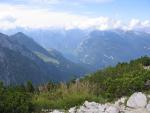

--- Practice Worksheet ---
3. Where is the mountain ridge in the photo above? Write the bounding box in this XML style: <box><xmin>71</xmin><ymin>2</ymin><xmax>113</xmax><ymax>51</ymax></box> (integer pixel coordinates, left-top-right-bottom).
<box><xmin>0</xmin><ymin>32</ymin><xmax>88</xmax><ymax>85</ymax></box>
<box><xmin>75</xmin><ymin>30</ymin><xmax>150</xmax><ymax>70</ymax></box>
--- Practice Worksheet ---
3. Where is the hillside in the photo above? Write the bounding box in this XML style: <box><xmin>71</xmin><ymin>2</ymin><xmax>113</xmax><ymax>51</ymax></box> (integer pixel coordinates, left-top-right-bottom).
<box><xmin>0</xmin><ymin>56</ymin><xmax>149</xmax><ymax>113</ymax></box>
<box><xmin>27</xmin><ymin>29</ymin><xmax>87</xmax><ymax>62</ymax></box>
<box><xmin>31</xmin><ymin>56</ymin><xmax>150</xmax><ymax>111</ymax></box>
<box><xmin>75</xmin><ymin>30</ymin><xmax>150</xmax><ymax>70</ymax></box>
<box><xmin>10</xmin><ymin>32</ymin><xmax>88</xmax><ymax>81</ymax></box>
<box><xmin>0</xmin><ymin>33</ymin><xmax>50</xmax><ymax>85</ymax></box>
<box><xmin>17</xmin><ymin>29</ymin><xmax>150</xmax><ymax>71</ymax></box>
<box><xmin>0</xmin><ymin>32</ymin><xmax>88</xmax><ymax>85</ymax></box>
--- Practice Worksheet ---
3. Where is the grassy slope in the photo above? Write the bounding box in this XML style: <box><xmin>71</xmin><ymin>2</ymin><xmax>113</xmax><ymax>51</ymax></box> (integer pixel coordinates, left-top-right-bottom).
<box><xmin>32</xmin><ymin>56</ymin><xmax>150</xmax><ymax>110</ymax></box>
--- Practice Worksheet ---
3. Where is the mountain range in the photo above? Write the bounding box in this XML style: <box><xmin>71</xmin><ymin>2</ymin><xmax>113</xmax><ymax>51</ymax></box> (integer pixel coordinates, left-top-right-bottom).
<box><xmin>0</xmin><ymin>32</ymin><xmax>87</xmax><ymax>85</ymax></box>
<box><xmin>0</xmin><ymin>29</ymin><xmax>150</xmax><ymax>84</ymax></box>
<box><xmin>15</xmin><ymin>29</ymin><xmax>150</xmax><ymax>71</ymax></box>
<box><xmin>75</xmin><ymin>30</ymin><xmax>150</xmax><ymax>70</ymax></box>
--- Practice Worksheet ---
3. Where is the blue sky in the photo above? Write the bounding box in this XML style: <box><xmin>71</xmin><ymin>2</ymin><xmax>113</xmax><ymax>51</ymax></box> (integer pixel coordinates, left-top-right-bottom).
<box><xmin>0</xmin><ymin>0</ymin><xmax>150</xmax><ymax>30</ymax></box>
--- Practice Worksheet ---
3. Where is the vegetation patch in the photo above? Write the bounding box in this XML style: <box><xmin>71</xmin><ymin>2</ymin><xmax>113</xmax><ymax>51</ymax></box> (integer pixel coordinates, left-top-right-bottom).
<box><xmin>0</xmin><ymin>56</ymin><xmax>150</xmax><ymax>112</ymax></box>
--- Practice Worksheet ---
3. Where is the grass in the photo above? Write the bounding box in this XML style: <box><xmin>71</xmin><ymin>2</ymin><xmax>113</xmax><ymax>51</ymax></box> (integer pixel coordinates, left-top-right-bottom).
<box><xmin>34</xmin><ymin>51</ymin><xmax>59</xmax><ymax>64</ymax></box>
<box><xmin>32</xmin><ymin>82</ymin><xmax>106</xmax><ymax>110</ymax></box>
<box><xmin>32</xmin><ymin>56</ymin><xmax>150</xmax><ymax>111</ymax></box>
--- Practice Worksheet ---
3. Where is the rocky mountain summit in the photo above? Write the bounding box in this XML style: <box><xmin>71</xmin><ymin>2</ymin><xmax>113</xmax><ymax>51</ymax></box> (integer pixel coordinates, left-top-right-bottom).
<box><xmin>49</xmin><ymin>92</ymin><xmax>150</xmax><ymax>113</ymax></box>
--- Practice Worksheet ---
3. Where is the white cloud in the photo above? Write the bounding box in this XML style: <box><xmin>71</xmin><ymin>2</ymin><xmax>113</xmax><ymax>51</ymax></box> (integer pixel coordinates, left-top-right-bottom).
<box><xmin>61</xmin><ymin>0</ymin><xmax>114</xmax><ymax>4</ymax></box>
<box><xmin>0</xmin><ymin>0</ymin><xmax>114</xmax><ymax>6</ymax></box>
<box><xmin>128</xmin><ymin>19</ymin><xmax>141</xmax><ymax>29</ymax></box>
<box><xmin>30</xmin><ymin>0</ymin><xmax>114</xmax><ymax>4</ymax></box>
<box><xmin>126</xmin><ymin>19</ymin><xmax>150</xmax><ymax>30</ymax></box>
<box><xmin>73</xmin><ymin>0</ymin><xmax>113</xmax><ymax>3</ymax></box>
<box><xmin>0</xmin><ymin>4</ymin><xmax>150</xmax><ymax>31</ymax></box>
<box><xmin>29</xmin><ymin>0</ymin><xmax>61</xmax><ymax>4</ymax></box>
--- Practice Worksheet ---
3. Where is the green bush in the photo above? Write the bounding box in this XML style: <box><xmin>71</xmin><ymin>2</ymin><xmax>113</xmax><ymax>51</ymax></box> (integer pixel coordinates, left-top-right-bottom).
<box><xmin>0</xmin><ymin>84</ymin><xmax>33</xmax><ymax>113</ymax></box>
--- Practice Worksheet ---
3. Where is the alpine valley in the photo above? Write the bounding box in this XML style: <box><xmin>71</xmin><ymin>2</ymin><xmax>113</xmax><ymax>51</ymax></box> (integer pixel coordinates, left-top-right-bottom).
<box><xmin>0</xmin><ymin>32</ymin><xmax>87</xmax><ymax>85</ymax></box>
<box><xmin>0</xmin><ymin>29</ymin><xmax>150</xmax><ymax>85</ymax></box>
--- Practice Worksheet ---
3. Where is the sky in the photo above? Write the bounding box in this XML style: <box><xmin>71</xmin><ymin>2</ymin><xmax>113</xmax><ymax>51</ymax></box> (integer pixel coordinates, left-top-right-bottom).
<box><xmin>0</xmin><ymin>0</ymin><xmax>150</xmax><ymax>30</ymax></box>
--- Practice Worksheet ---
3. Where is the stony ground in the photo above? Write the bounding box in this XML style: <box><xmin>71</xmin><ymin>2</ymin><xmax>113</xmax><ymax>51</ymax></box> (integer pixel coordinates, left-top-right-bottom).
<box><xmin>48</xmin><ymin>92</ymin><xmax>150</xmax><ymax>113</ymax></box>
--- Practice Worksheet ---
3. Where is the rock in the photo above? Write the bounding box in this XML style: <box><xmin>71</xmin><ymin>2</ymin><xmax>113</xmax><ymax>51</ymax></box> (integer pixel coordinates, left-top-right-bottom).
<box><xmin>68</xmin><ymin>107</ymin><xmax>76</xmax><ymax>113</ymax></box>
<box><xmin>146</xmin><ymin>104</ymin><xmax>150</xmax><ymax>112</ymax></box>
<box><xmin>78</xmin><ymin>101</ymin><xmax>120</xmax><ymax>113</ymax></box>
<box><xmin>127</xmin><ymin>92</ymin><xmax>147</xmax><ymax>108</ymax></box>
<box><xmin>77</xmin><ymin>101</ymin><xmax>105</xmax><ymax>113</ymax></box>
<box><xmin>83</xmin><ymin>101</ymin><xmax>105</xmax><ymax>110</ymax></box>
<box><xmin>105</xmin><ymin>105</ymin><xmax>120</xmax><ymax>113</ymax></box>
<box><xmin>84</xmin><ymin>101</ymin><xmax>99</xmax><ymax>109</ymax></box>
<box><xmin>123</xmin><ymin>108</ymin><xmax>149</xmax><ymax>113</ymax></box>
<box><xmin>49</xmin><ymin>92</ymin><xmax>150</xmax><ymax>113</ymax></box>
<box><xmin>115</xmin><ymin>97</ymin><xmax>127</xmax><ymax>106</ymax></box>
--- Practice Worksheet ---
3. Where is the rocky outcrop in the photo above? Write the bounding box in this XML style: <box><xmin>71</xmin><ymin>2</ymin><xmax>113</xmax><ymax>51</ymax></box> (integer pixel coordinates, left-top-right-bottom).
<box><xmin>49</xmin><ymin>92</ymin><xmax>150</xmax><ymax>113</ymax></box>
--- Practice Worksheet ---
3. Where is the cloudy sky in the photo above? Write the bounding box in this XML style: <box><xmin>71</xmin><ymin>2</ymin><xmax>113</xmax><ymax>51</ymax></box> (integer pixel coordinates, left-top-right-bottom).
<box><xmin>0</xmin><ymin>0</ymin><xmax>150</xmax><ymax>30</ymax></box>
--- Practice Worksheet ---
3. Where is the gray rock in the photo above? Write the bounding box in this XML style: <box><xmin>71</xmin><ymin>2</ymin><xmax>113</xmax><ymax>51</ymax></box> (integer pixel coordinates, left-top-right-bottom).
<box><xmin>123</xmin><ymin>108</ymin><xmax>149</xmax><ymax>113</ymax></box>
<box><xmin>115</xmin><ymin>97</ymin><xmax>127</xmax><ymax>106</ymax></box>
<box><xmin>68</xmin><ymin>107</ymin><xmax>76</xmax><ymax>113</ymax></box>
<box><xmin>127</xmin><ymin>92</ymin><xmax>147</xmax><ymax>108</ymax></box>
<box><xmin>77</xmin><ymin>101</ymin><xmax>104</xmax><ymax>113</ymax></box>
<box><xmin>146</xmin><ymin>103</ymin><xmax>150</xmax><ymax>112</ymax></box>
<box><xmin>50</xmin><ymin>92</ymin><xmax>150</xmax><ymax>113</ymax></box>
<box><xmin>105</xmin><ymin>105</ymin><xmax>120</xmax><ymax>113</ymax></box>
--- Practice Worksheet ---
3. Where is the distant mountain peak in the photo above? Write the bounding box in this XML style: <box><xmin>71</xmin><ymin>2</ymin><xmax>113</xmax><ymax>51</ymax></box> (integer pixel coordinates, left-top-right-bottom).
<box><xmin>14</xmin><ymin>32</ymin><xmax>26</xmax><ymax>36</ymax></box>
<box><xmin>0</xmin><ymin>32</ymin><xmax>8</xmax><ymax>37</ymax></box>
<box><xmin>12</xmin><ymin>32</ymin><xmax>33</xmax><ymax>40</ymax></box>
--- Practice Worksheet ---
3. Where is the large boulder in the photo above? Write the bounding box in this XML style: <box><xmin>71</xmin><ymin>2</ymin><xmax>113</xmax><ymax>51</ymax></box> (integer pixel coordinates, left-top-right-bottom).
<box><xmin>127</xmin><ymin>92</ymin><xmax>147</xmax><ymax>108</ymax></box>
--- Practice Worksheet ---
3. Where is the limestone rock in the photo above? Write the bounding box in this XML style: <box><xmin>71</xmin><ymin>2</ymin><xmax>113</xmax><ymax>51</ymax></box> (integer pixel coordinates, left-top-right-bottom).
<box><xmin>105</xmin><ymin>105</ymin><xmax>120</xmax><ymax>113</ymax></box>
<box><xmin>123</xmin><ymin>108</ymin><xmax>149</xmax><ymax>113</ymax></box>
<box><xmin>77</xmin><ymin>102</ymin><xmax>104</xmax><ymax>113</ymax></box>
<box><xmin>49</xmin><ymin>92</ymin><xmax>150</xmax><ymax>113</ymax></box>
<box><xmin>68</xmin><ymin>107</ymin><xmax>76</xmax><ymax>113</ymax></box>
<box><xmin>115</xmin><ymin>97</ymin><xmax>127</xmax><ymax>106</ymax></box>
<box><xmin>146</xmin><ymin>104</ymin><xmax>150</xmax><ymax>112</ymax></box>
<box><xmin>127</xmin><ymin>92</ymin><xmax>147</xmax><ymax>108</ymax></box>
